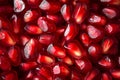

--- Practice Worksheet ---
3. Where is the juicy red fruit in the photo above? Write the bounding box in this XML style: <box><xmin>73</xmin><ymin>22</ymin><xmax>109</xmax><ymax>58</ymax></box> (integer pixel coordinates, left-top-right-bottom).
<box><xmin>0</xmin><ymin>0</ymin><xmax>120</xmax><ymax>80</ymax></box>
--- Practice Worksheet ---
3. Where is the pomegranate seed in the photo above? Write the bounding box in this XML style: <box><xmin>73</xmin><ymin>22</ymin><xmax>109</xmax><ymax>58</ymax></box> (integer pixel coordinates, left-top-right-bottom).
<box><xmin>60</xmin><ymin>56</ymin><xmax>74</xmax><ymax>66</ymax></box>
<box><xmin>73</xmin><ymin>3</ymin><xmax>87</xmax><ymax>24</ymax></box>
<box><xmin>105</xmin><ymin>23</ymin><xmax>120</xmax><ymax>35</ymax></box>
<box><xmin>39</xmin><ymin>34</ymin><xmax>54</xmax><ymax>45</ymax></box>
<box><xmin>27</xmin><ymin>0</ymin><xmax>42</xmax><ymax>7</ymax></box>
<box><xmin>88</xmin><ymin>44</ymin><xmax>102</xmax><ymax>61</ymax></box>
<box><xmin>79</xmin><ymin>32</ymin><xmax>91</xmax><ymax>47</ymax></box>
<box><xmin>36</xmin><ymin>67</ymin><xmax>52</xmax><ymax>80</ymax></box>
<box><xmin>20</xmin><ymin>35</ymin><xmax>30</xmax><ymax>46</ymax></box>
<box><xmin>100</xmin><ymin>0</ymin><xmax>120</xmax><ymax>5</ymax></box>
<box><xmin>111</xmin><ymin>69</ymin><xmax>120</xmax><ymax>79</ymax></box>
<box><xmin>24</xmin><ymin>24</ymin><xmax>42</xmax><ymax>35</ymax></box>
<box><xmin>24</xmin><ymin>10</ymin><xmax>39</xmax><ymax>23</ymax></box>
<box><xmin>8</xmin><ymin>46</ymin><xmax>21</xmax><ymax>66</ymax></box>
<box><xmin>32</xmin><ymin>75</ymin><xmax>46</xmax><ymax>80</ymax></box>
<box><xmin>47</xmin><ymin>44</ymin><xmax>66</xmax><ymax>58</ymax></box>
<box><xmin>37</xmin><ymin>54</ymin><xmax>55</xmax><ymax>65</ymax></box>
<box><xmin>101</xmin><ymin>72</ymin><xmax>112</xmax><ymax>80</ymax></box>
<box><xmin>11</xmin><ymin>15</ymin><xmax>21</xmax><ymax>34</ymax></box>
<box><xmin>98</xmin><ymin>56</ymin><xmax>114</xmax><ymax>69</ymax></box>
<box><xmin>0</xmin><ymin>56</ymin><xmax>11</xmax><ymax>71</ymax></box>
<box><xmin>103</xmin><ymin>7</ymin><xmax>117</xmax><ymax>19</ymax></box>
<box><xmin>39</xmin><ymin>0</ymin><xmax>61</xmax><ymax>13</ymax></box>
<box><xmin>46</xmin><ymin>14</ymin><xmax>64</xmax><ymax>25</ymax></box>
<box><xmin>1</xmin><ymin>0</ymin><xmax>120</xmax><ymax>79</ymax></box>
<box><xmin>1</xmin><ymin>71</ymin><xmax>18</xmax><ymax>80</ymax></box>
<box><xmin>0</xmin><ymin>17</ymin><xmax>10</xmax><ymax>29</ymax></box>
<box><xmin>64</xmin><ymin>41</ymin><xmax>87</xmax><ymax>59</ymax></box>
<box><xmin>64</xmin><ymin>23</ymin><xmax>78</xmax><ymax>41</ymax></box>
<box><xmin>87</xmin><ymin>25</ymin><xmax>104</xmax><ymax>41</ymax></box>
<box><xmin>56</xmin><ymin>27</ymin><xmax>65</xmax><ymax>35</ymax></box>
<box><xmin>14</xmin><ymin>0</ymin><xmax>25</xmax><ymax>13</ymax></box>
<box><xmin>59</xmin><ymin>0</ymin><xmax>68</xmax><ymax>3</ymax></box>
<box><xmin>61</xmin><ymin>4</ymin><xmax>71</xmax><ymax>21</ymax></box>
<box><xmin>23</xmin><ymin>39</ymin><xmax>37</xmax><ymax>60</ymax></box>
<box><xmin>88</xmin><ymin>14</ymin><xmax>106</xmax><ymax>26</ymax></box>
<box><xmin>52</xmin><ymin>63</ymin><xmax>70</xmax><ymax>76</ymax></box>
<box><xmin>21</xmin><ymin>61</ymin><xmax>37</xmax><ymax>71</ymax></box>
<box><xmin>37</xmin><ymin>17</ymin><xmax>56</xmax><ymax>32</ymax></box>
<box><xmin>0</xmin><ymin>30</ymin><xmax>16</xmax><ymax>46</ymax></box>
<box><xmin>75</xmin><ymin>58</ymin><xmax>92</xmax><ymax>73</ymax></box>
<box><xmin>102</xmin><ymin>38</ymin><xmax>117</xmax><ymax>54</ymax></box>
<box><xmin>85</xmin><ymin>69</ymin><xmax>100</xmax><ymax>80</ymax></box>
<box><xmin>25</xmin><ymin>70</ymin><xmax>34</xmax><ymax>79</ymax></box>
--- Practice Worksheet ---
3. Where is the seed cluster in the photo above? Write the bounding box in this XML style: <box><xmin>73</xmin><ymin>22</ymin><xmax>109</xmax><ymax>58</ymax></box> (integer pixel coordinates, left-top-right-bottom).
<box><xmin>0</xmin><ymin>0</ymin><xmax>120</xmax><ymax>80</ymax></box>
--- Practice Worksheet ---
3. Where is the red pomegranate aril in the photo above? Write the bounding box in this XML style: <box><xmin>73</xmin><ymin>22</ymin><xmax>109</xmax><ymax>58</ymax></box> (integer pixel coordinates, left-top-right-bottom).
<box><xmin>64</xmin><ymin>41</ymin><xmax>87</xmax><ymax>59</ymax></box>
<box><xmin>37</xmin><ymin>17</ymin><xmax>56</xmax><ymax>32</ymax></box>
<box><xmin>24</xmin><ymin>10</ymin><xmax>39</xmax><ymax>23</ymax></box>
<box><xmin>0</xmin><ymin>56</ymin><xmax>11</xmax><ymax>71</ymax></box>
<box><xmin>52</xmin><ymin>63</ymin><xmax>70</xmax><ymax>76</ymax></box>
<box><xmin>0</xmin><ymin>30</ymin><xmax>16</xmax><ymax>46</ymax></box>
<box><xmin>56</xmin><ymin>27</ymin><xmax>65</xmax><ymax>35</ymax></box>
<box><xmin>59</xmin><ymin>0</ymin><xmax>68</xmax><ymax>3</ymax></box>
<box><xmin>37</xmin><ymin>54</ymin><xmax>55</xmax><ymax>65</ymax></box>
<box><xmin>61</xmin><ymin>4</ymin><xmax>71</xmax><ymax>21</ymax></box>
<box><xmin>87</xmin><ymin>25</ymin><xmax>104</xmax><ymax>41</ymax></box>
<box><xmin>103</xmin><ymin>7</ymin><xmax>117</xmax><ymax>19</ymax></box>
<box><xmin>11</xmin><ymin>14</ymin><xmax>21</xmax><ymax>34</ymax></box>
<box><xmin>75</xmin><ymin>58</ymin><xmax>92</xmax><ymax>73</ymax></box>
<box><xmin>8</xmin><ymin>46</ymin><xmax>21</xmax><ymax>66</ymax></box>
<box><xmin>27</xmin><ymin>0</ymin><xmax>42</xmax><ymax>7</ymax></box>
<box><xmin>98</xmin><ymin>56</ymin><xmax>114</xmax><ymax>69</ymax></box>
<box><xmin>79</xmin><ymin>32</ymin><xmax>91</xmax><ymax>47</ymax></box>
<box><xmin>105</xmin><ymin>23</ymin><xmax>120</xmax><ymax>35</ymax></box>
<box><xmin>39</xmin><ymin>34</ymin><xmax>54</xmax><ymax>45</ymax></box>
<box><xmin>73</xmin><ymin>3</ymin><xmax>87</xmax><ymax>24</ymax></box>
<box><xmin>88</xmin><ymin>14</ymin><xmax>106</xmax><ymax>26</ymax></box>
<box><xmin>85</xmin><ymin>69</ymin><xmax>100</xmax><ymax>80</ymax></box>
<box><xmin>0</xmin><ymin>17</ymin><xmax>10</xmax><ymax>29</ymax></box>
<box><xmin>1</xmin><ymin>0</ymin><xmax>120</xmax><ymax>79</ymax></box>
<box><xmin>101</xmin><ymin>72</ymin><xmax>112</xmax><ymax>80</ymax></box>
<box><xmin>21</xmin><ymin>61</ymin><xmax>37</xmax><ymax>71</ymax></box>
<box><xmin>46</xmin><ymin>14</ymin><xmax>63</xmax><ymax>25</ymax></box>
<box><xmin>100</xmin><ymin>0</ymin><xmax>120</xmax><ymax>5</ymax></box>
<box><xmin>24</xmin><ymin>25</ymin><xmax>42</xmax><ymax>35</ymax></box>
<box><xmin>24</xmin><ymin>39</ymin><xmax>37</xmax><ymax>60</ymax></box>
<box><xmin>14</xmin><ymin>0</ymin><xmax>25</xmax><ymax>13</ymax></box>
<box><xmin>39</xmin><ymin>0</ymin><xmax>61</xmax><ymax>13</ymax></box>
<box><xmin>61</xmin><ymin>56</ymin><xmax>74</xmax><ymax>66</ymax></box>
<box><xmin>20</xmin><ymin>35</ymin><xmax>30</xmax><ymax>46</ymax></box>
<box><xmin>32</xmin><ymin>75</ymin><xmax>46</xmax><ymax>80</ymax></box>
<box><xmin>88</xmin><ymin>44</ymin><xmax>102</xmax><ymax>61</ymax></box>
<box><xmin>47</xmin><ymin>44</ymin><xmax>66</xmax><ymax>58</ymax></box>
<box><xmin>1</xmin><ymin>71</ymin><xmax>18</xmax><ymax>80</ymax></box>
<box><xmin>36</xmin><ymin>67</ymin><xmax>52</xmax><ymax>80</ymax></box>
<box><xmin>64</xmin><ymin>23</ymin><xmax>78</xmax><ymax>41</ymax></box>
<box><xmin>111</xmin><ymin>69</ymin><xmax>120</xmax><ymax>79</ymax></box>
<box><xmin>25</xmin><ymin>70</ymin><xmax>34</xmax><ymax>79</ymax></box>
<box><xmin>102</xmin><ymin>38</ymin><xmax>117</xmax><ymax>54</ymax></box>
